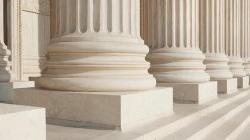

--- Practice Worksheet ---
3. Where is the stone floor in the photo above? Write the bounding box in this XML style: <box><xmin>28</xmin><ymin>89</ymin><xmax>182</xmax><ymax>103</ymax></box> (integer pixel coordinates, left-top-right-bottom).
<box><xmin>47</xmin><ymin>88</ymin><xmax>250</xmax><ymax>140</ymax></box>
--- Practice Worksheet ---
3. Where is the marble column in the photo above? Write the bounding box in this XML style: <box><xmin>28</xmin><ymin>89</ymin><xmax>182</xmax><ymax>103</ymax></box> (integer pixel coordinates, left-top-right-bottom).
<box><xmin>242</xmin><ymin>0</ymin><xmax>250</xmax><ymax>75</ymax></box>
<box><xmin>0</xmin><ymin>0</ymin><xmax>11</xmax><ymax>82</ymax></box>
<box><xmin>141</xmin><ymin>0</ymin><xmax>217</xmax><ymax>104</ymax></box>
<box><xmin>199</xmin><ymin>0</ymin><xmax>237</xmax><ymax>94</ymax></box>
<box><xmin>38</xmin><ymin>0</ymin><xmax>156</xmax><ymax>92</ymax></box>
<box><xmin>225</xmin><ymin>0</ymin><xmax>248</xmax><ymax>88</ymax></box>
<box><xmin>200</xmin><ymin>0</ymin><xmax>232</xmax><ymax>80</ymax></box>
<box><xmin>0</xmin><ymin>0</ymin><xmax>13</xmax><ymax>101</ymax></box>
<box><xmin>14</xmin><ymin>0</ymin><xmax>173</xmax><ymax>131</ymax></box>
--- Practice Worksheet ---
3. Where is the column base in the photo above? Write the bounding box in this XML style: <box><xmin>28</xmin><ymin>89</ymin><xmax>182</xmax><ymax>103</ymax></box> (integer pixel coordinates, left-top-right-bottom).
<box><xmin>158</xmin><ymin>82</ymin><xmax>217</xmax><ymax>104</ymax></box>
<box><xmin>0</xmin><ymin>103</ymin><xmax>45</xmax><ymax>140</ymax></box>
<box><xmin>0</xmin><ymin>81</ymin><xmax>34</xmax><ymax>102</ymax></box>
<box><xmin>13</xmin><ymin>87</ymin><xmax>173</xmax><ymax>131</ymax></box>
<box><xmin>217</xmin><ymin>78</ymin><xmax>238</xmax><ymax>94</ymax></box>
<box><xmin>237</xmin><ymin>76</ymin><xmax>249</xmax><ymax>89</ymax></box>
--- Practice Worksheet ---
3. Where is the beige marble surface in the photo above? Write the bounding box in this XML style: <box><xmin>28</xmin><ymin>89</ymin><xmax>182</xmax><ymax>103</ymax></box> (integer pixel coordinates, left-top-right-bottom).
<box><xmin>14</xmin><ymin>87</ymin><xmax>173</xmax><ymax>131</ymax></box>
<box><xmin>0</xmin><ymin>103</ymin><xmax>46</xmax><ymax>140</ymax></box>
<box><xmin>217</xmin><ymin>78</ymin><xmax>238</xmax><ymax>94</ymax></box>
<box><xmin>46</xmin><ymin>88</ymin><xmax>250</xmax><ymax>140</ymax></box>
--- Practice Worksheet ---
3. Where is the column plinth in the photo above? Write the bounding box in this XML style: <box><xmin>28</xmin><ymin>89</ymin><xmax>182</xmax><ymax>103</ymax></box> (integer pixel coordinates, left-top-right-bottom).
<box><xmin>204</xmin><ymin>54</ymin><xmax>233</xmax><ymax>80</ymax></box>
<box><xmin>38</xmin><ymin>34</ymin><xmax>156</xmax><ymax>92</ymax></box>
<box><xmin>228</xmin><ymin>57</ymin><xmax>246</xmax><ymax>77</ymax></box>
<box><xmin>149</xmin><ymin>48</ymin><xmax>209</xmax><ymax>83</ymax></box>
<box><xmin>244</xmin><ymin>59</ymin><xmax>250</xmax><ymax>75</ymax></box>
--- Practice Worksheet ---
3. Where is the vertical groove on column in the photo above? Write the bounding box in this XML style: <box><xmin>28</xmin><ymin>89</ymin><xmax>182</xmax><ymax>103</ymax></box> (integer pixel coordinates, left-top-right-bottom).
<box><xmin>136</xmin><ymin>0</ymin><xmax>141</xmax><ymax>38</ymax></box>
<box><xmin>122</xmin><ymin>0</ymin><xmax>129</xmax><ymax>34</ymax></box>
<box><xmin>99</xmin><ymin>0</ymin><xmax>108</xmax><ymax>32</ymax></box>
<box><xmin>179</xmin><ymin>0</ymin><xmax>184</xmax><ymax>48</ymax></box>
<box><xmin>171</xmin><ymin>0</ymin><xmax>176</xmax><ymax>48</ymax></box>
<box><xmin>111</xmin><ymin>0</ymin><xmax>119</xmax><ymax>34</ymax></box>
<box><xmin>75</xmin><ymin>0</ymin><xmax>81</xmax><ymax>33</ymax></box>
<box><xmin>191</xmin><ymin>0</ymin><xmax>195</xmax><ymax>48</ymax></box>
<box><xmin>164</xmin><ymin>0</ymin><xmax>169</xmax><ymax>48</ymax></box>
<box><xmin>157</xmin><ymin>0</ymin><xmax>163</xmax><ymax>48</ymax></box>
<box><xmin>152</xmin><ymin>0</ymin><xmax>156</xmax><ymax>48</ymax></box>
<box><xmin>86</xmin><ymin>0</ymin><xmax>94</xmax><ymax>32</ymax></box>
<box><xmin>58</xmin><ymin>0</ymin><xmax>65</xmax><ymax>35</ymax></box>
<box><xmin>65</xmin><ymin>0</ymin><xmax>71</xmax><ymax>34</ymax></box>
<box><xmin>185</xmin><ymin>0</ymin><xmax>190</xmax><ymax>48</ymax></box>
<box><xmin>130</xmin><ymin>0</ymin><xmax>136</xmax><ymax>36</ymax></box>
<box><xmin>54</xmin><ymin>0</ymin><xmax>59</xmax><ymax>37</ymax></box>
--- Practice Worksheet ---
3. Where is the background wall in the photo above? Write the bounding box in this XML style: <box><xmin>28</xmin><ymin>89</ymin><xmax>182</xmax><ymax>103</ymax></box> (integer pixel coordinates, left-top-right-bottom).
<box><xmin>20</xmin><ymin>0</ymin><xmax>50</xmax><ymax>81</ymax></box>
<box><xmin>8</xmin><ymin>0</ymin><xmax>50</xmax><ymax>81</ymax></box>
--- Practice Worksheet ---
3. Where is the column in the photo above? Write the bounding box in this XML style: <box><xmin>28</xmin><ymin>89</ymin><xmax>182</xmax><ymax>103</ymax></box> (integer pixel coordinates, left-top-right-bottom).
<box><xmin>225</xmin><ymin>0</ymin><xmax>248</xmax><ymax>88</ymax></box>
<box><xmin>242</xmin><ymin>0</ymin><xmax>250</xmax><ymax>75</ymax></box>
<box><xmin>141</xmin><ymin>0</ymin><xmax>217</xmax><ymax>104</ymax></box>
<box><xmin>0</xmin><ymin>0</ymin><xmax>11</xmax><ymax>82</ymax></box>
<box><xmin>14</xmin><ymin>0</ymin><xmax>173</xmax><ymax>131</ymax></box>
<box><xmin>38</xmin><ymin>0</ymin><xmax>156</xmax><ymax>92</ymax></box>
<box><xmin>200</xmin><ymin>0</ymin><xmax>232</xmax><ymax>80</ymax></box>
<box><xmin>199</xmin><ymin>0</ymin><xmax>236</xmax><ymax>94</ymax></box>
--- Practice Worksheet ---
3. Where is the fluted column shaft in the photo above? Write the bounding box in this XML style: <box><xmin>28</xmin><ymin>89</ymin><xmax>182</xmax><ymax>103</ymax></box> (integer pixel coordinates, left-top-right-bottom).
<box><xmin>225</xmin><ymin>0</ymin><xmax>246</xmax><ymax>77</ymax></box>
<box><xmin>242</xmin><ymin>0</ymin><xmax>250</xmax><ymax>75</ymax></box>
<box><xmin>0</xmin><ymin>0</ymin><xmax>11</xmax><ymax>82</ymax></box>
<box><xmin>199</xmin><ymin>0</ymin><xmax>233</xmax><ymax>80</ymax></box>
<box><xmin>38</xmin><ymin>0</ymin><xmax>156</xmax><ymax>92</ymax></box>
<box><xmin>142</xmin><ymin>0</ymin><xmax>210</xmax><ymax>83</ymax></box>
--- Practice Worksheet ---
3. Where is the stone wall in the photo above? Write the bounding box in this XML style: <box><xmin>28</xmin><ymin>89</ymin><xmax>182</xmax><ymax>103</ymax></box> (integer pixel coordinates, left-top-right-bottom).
<box><xmin>7</xmin><ymin>0</ymin><xmax>50</xmax><ymax>81</ymax></box>
<box><xmin>20</xmin><ymin>0</ymin><xmax>50</xmax><ymax>80</ymax></box>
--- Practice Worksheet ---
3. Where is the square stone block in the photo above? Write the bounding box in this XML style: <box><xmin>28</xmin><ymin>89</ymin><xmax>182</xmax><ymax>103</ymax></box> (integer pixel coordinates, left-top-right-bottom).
<box><xmin>0</xmin><ymin>103</ymin><xmax>46</xmax><ymax>140</ymax></box>
<box><xmin>0</xmin><ymin>81</ymin><xmax>34</xmax><ymax>102</ymax></box>
<box><xmin>13</xmin><ymin>87</ymin><xmax>173</xmax><ymax>131</ymax></box>
<box><xmin>158</xmin><ymin>81</ymin><xmax>217</xmax><ymax>104</ymax></box>
<box><xmin>237</xmin><ymin>76</ymin><xmax>249</xmax><ymax>89</ymax></box>
<box><xmin>217</xmin><ymin>78</ymin><xmax>238</xmax><ymax>94</ymax></box>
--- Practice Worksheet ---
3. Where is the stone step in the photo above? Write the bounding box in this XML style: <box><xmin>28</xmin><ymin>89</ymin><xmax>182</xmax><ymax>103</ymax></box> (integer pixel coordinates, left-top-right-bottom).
<box><xmin>231</xmin><ymin>116</ymin><xmax>250</xmax><ymax>140</ymax></box>
<box><xmin>163</xmin><ymin>90</ymin><xmax>250</xmax><ymax>140</ymax></box>
<box><xmin>47</xmin><ymin>88</ymin><xmax>250</xmax><ymax>140</ymax></box>
<box><xmin>204</xmin><ymin>106</ymin><xmax>250</xmax><ymax>140</ymax></box>
<box><xmin>186</xmin><ymin>95</ymin><xmax>250</xmax><ymax>140</ymax></box>
<box><xmin>132</xmin><ymin>88</ymin><xmax>250</xmax><ymax>140</ymax></box>
<box><xmin>0</xmin><ymin>103</ymin><xmax>46</xmax><ymax>140</ymax></box>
